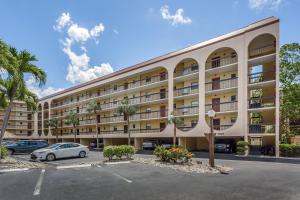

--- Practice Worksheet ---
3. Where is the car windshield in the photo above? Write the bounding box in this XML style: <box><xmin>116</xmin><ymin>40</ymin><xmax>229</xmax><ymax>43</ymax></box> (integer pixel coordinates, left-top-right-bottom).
<box><xmin>46</xmin><ymin>144</ymin><xmax>61</xmax><ymax>149</ymax></box>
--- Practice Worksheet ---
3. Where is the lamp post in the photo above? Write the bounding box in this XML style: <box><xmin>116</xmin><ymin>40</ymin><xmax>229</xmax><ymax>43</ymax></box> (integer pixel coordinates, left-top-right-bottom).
<box><xmin>207</xmin><ymin>109</ymin><xmax>216</xmax><ymax>167</ymax></box>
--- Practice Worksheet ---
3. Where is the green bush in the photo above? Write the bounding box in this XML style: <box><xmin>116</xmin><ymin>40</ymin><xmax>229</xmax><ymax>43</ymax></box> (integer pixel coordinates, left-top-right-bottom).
<box><xmin>280</xmin><ymin>144</ymin><xmax>300</xmax><ymax>157</ymax></box>
<box><xmin>0</xmin><ymin>145</ymin><xmax>8</xmax><ymax>159</ymax></box>
<box><xmin>154</xmin><ymin>145</ymin><xmax>192</xmax><ymax>164</ymax></box>
<box><xmin>236</xmin><ymin>141</ymin><xmax>249</xmax><ymax>155</ymax></box>
<box><xmin>103</xmin><ymin>145</ymin><xmax>135</xmax><ymax>160</ymax></box>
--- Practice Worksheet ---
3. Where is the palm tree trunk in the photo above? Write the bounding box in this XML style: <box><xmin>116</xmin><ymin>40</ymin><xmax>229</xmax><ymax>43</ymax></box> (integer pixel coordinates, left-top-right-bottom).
<box><xmin>127</xmin><ymin>118</ymin><xmax>130</xmax><ymax>145</ymax></box>
<box><xmin>173</xmin><ymin>124</ymin><xmax>176</xmax><ymax>147</ymax></box>
<box><xmin>74</xmin><ymin>127</ymin><xmax>76</xmax><ymax>143</ymax></box>
<box><xmin>95</xmin><ymin>118</ymin><xmax>99</xmax><ymax>148</ymax></box>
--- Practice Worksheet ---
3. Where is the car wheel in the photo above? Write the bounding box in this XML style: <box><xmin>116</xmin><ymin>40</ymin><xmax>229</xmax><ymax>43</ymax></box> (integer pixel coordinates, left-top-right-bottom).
<box><xmin>46</xmin><ymin>153</ymin><xmax>56</xmax><ymax>161</ymax></box>
<box><xmin>79</xmin><ymin>151</ymin><xmax>86</xmax><ymax>158</ymax></box>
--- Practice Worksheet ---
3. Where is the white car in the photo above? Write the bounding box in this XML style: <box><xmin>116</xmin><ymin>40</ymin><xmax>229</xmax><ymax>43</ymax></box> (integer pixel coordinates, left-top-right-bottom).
<box><xmin>30</xmin><ymin>142</ymin><xmax>89</xmax><ymax>161</ymax></box>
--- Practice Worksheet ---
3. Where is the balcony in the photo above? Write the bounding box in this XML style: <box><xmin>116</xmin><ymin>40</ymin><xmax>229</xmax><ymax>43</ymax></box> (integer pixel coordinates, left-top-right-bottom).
<box><xmin>249</xmin><ymin>44</ymin><xmax>276</xmax><ymax>59</ymax></box>
<box><xmin>131</xmin><ymin>110</ymin><xmax>168</xmax><ymax>121</ymax></box>
<box><xmin>249</xmin><ymin>124</ymin><xmax>275</xmax><ymax>134</ymax></box>
<box><xmin>205</xmin><ymin>101</ymin><xmax>237</xmax><ymax>113</ymax></box>
<box><xmin>174</xmin><ymin>85</ymin><xmax>198</xmax><ymax>97</ymax></box>
<box><xmin>205</xmin><ymin>77</ymin><xmax>238</xmax><ymax>93</ymax></box>
<box><xmin>174</xmin><ymin>64</ymin><xmax>199</xmax><ymax>78</ymax></box>
<box><xmin>51</xmin><ymin>74</ymin><xmax>168</xmax><ymax>109</ymax></box>
<box><xmin>174</xmin><ymin>106</ymin><xmax>198</xmax><ymax>116</ymax></box>
<box><xmin>248</xmin><ymin>96</ymin><xmax>275</xmax><ymax>109</ymax></box>
<box><xmin>248</xmin><ymin>71</ymin><xmax>275</xmax><ymax>85</ymax></box>
<box><xmin>206</xmin><ymin>56</ymin><xmax>237</xmax><ymax>70</ymax></box>
<box><xmin>131</xmin><ymin>128</ymin><xmax>162</xmax><ymax>134</ymax></box>
<box><xmin>213</xmin><ymin>124</ymin><xmax>233</xmax><ymax>131</ymax></box>
<box><xmin>177</xmin><ymin>126</ymin><xmax>196</xmax><ymax>131</ymax></box>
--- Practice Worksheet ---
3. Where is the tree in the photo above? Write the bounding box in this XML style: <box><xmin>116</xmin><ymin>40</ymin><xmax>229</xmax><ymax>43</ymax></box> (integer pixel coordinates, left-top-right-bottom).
<box><xmin>168</xmin><ymin>112</ymin><xmax>183</xmax><ymax>147</ymax></box>
<box><xmin>47</xmin><ymin>118</ymin><xmax>59</xmax><ymax>143</ymax></box>
<box><xmin>64</xmin><ymin>111</ymin><xmax>80</xmax><ymax>142</ymax></box>
<box><xmin>117</xmin><ymin>99</ymin><xmax>137</xmax><ymax>145</ymax></box>
<box><xmin>279</xmin><ymin>43</ymin><xmax>300</xmax><ymax>143</ymax></box>
<box><xmin>0</xmin><ymin>47</ymin><xmax>46</xmax><ymax>147</ymax></box>
<box><xmin>86</xmin><ymin>100</ymin><xmax>102</xmax><ymax>148</ymax></box>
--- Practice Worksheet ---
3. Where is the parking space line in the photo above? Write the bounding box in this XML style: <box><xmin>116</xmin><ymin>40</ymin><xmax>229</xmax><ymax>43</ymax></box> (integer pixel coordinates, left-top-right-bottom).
<box><xmin>96</xmin><ymin>165</ymin><xmax>132</xmax><ymax>183</ymax></box>
<box><xmin>0</xmin><ymin>168</ymin><xmax>30</xmax><ymax>173</ymax></box>
<box><xmin>33</xmin><ymin>169</ymin><xmax>45</xmax><ymax>196</ymax></box>
<box><xmin>56</xmin><ymin>164</ymin><xmax>92</xmax><ymax>169</ymax></box>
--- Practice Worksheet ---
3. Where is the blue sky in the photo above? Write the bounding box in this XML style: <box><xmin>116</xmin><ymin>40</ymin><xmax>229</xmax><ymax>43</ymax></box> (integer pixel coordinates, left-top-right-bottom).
<box><xmin>0</xmin><ymin>0</ymin><xmax>299</xmax><ymax>97</ymax></box>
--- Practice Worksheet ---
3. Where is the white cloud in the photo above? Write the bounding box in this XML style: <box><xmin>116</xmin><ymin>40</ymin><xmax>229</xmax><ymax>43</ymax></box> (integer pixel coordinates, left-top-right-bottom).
<box><xmin>160</xmin><ymin>5</ymin><xmax>192</xmax><ymax>26</ymax></box>
<box><xmin>54</xmin><ymin>12</ymin><xmax>113</xmax><ymax>84</ymax></box>
<box><xmin>248</xmin><ymin>0</ymin><xmax>283</xmax><ymax>10</ymax></box>
<box><xmin>53</xmin><ymin>12</ymin><xmax>72</xmax><ymax>31</ymax></box>
<box><xmin>113</xmin><ymin>29</ymin><xmax>119</xmax><ymax>35</ymax></box>
<box><xmin>26</xmin><ymin>78</ymin><xmax>64</xmax><ymax>98</ymax></box>
<box><xmin>90</xmin><ymin>23</ymin><xmax>105</xmax><ymax>37</ymax></box>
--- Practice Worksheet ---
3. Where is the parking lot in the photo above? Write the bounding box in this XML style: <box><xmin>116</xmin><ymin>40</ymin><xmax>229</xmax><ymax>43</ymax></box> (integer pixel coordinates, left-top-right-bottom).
<box><xmin>1</xmin><ymin>152</ymin><xmax>300</xmax><ymax>200</ymax></box>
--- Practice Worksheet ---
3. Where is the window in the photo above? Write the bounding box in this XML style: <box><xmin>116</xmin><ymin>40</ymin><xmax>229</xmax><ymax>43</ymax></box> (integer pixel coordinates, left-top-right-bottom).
<box><xmin>231</xmin><ymin>52</ymin><xmax>237</xmax><ymax>58</ymax></box>
<box><xmin>191</xmin><ymin>82</ymin><xmax>198</xmax><ymax>90</ymax></box>
<box><xmin>146</xmin><ymin>123</ymin><xmax>151</xmax><ymax>130</ymax></box>
<box><xmin>231</xmin><ymin>95</ymin><xmax>236</xmax><ymax>101</ymax></box>
<box><xmin>113</xmin><ymin>126</ymin><xmax>117</xmax><ymax>131</ymax></box>
<box><xmin>231</xmin><ymin>74</ymin><xmax>236</xmax><ymax>78</ymax></box>
<box><xmin>231</xmin><ymin>117</ymin><xmax>237</xmax><ymax>124</ymax></box>
<box><xmin>146</xmin><ymin>76</ymin><xmax>151</xmax><ymax>83</ymax></box>
<box><xmin>191</xmin><ymin>63</ymin><xmax>198</xmax><ymax>71</ymax></box>
<box><xmin>132</xmin><ymin>124</ymin><xmax>136</xmax><ymax>129</ymax></box>
<box><xmin>191</xmin><ymin>120</ymin><xmax>197</xmax><ymax>127</ymax></box>
<box><xmin>114</xmin><ymin>85</ymin><xmax>118</xmax><ymax>91</ymax></box>
<box><xmin>146</xmin><ymin>108</ymin><xmax>151</xmax><ymax>112</ymax></box>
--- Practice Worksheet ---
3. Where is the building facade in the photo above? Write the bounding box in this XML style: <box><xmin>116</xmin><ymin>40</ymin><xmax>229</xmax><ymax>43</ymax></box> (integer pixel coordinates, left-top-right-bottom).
<box><xmin>3</xmin><ymin>17</ymin><xmax>280</xmax><ymax>156</ymax></box>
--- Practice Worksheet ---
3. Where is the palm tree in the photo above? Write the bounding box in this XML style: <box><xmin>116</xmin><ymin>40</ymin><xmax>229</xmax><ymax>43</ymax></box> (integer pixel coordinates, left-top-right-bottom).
<box><xmin>86</xmin><ymin>100</ymin><xmax>102</xmax><ymax>148</ymax></box>
<box><xmin>0</xmin><ymin>47</ymin><xmax>46</xmax><ymax>147</ymax></box>
<box><xmin>117</xmin><ymin>99</ymin><xmax>137</xmax><ymax>145</ymax></box>
<box><xmin>48</xmin><ymin>118</ymin><xmax>59</xmax><ymax>143</ymax></box>
<box><xmin>168</xmin><ymin>112</ymin><xmax>184</xmax><ymax>147</ymax></box>
<box><xmin>64</xmin><ymin>111</ymin><xmax>80</xmax><ymax>142</ymax></box>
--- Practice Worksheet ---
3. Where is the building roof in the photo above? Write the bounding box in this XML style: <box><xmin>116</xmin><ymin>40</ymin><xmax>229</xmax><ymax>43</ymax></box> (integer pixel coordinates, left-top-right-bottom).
<box><xmin>39</xmin><ymin>16</ymin><xmax>279</xmax><ymax>101</ymax></box>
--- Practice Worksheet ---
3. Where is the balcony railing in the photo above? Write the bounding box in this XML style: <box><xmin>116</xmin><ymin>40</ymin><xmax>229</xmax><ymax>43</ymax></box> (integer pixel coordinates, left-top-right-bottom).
<box><xmin>206</xmin><ymin>56</ymin><xmax>238</xmax><ymax>70</ymax></box>
<box><xmin>205</xmin><ymin>77</ymin><xmax>238</xmax><ymax>92</ymax></box>
<box><xmin>2</xmin><ymin>125</ymin><xmax>33</xmax><ymax>130</ymax></box>
<box><xmin>177</xmin><ymin>126</ymin><xmax>196</xmax><ymax>131</ymax></box>
<box><xmin>248</xmin><ymin>71</ymin><xmax>275</xmax><ymax>84</ymax></box>
<box><xmin>249</xmin><ymin>44</ymin><xmax>276</xmax><ymax>58</ymax></box>
<box><xmin>213</xmin><ymin>124</ymin><xmax>233</xmax><ymax>131</ymax></box>
<box><xmin>249</xmin><ymin>124</ymin><xmax>275</xmax><ymax>134</ymax></box>
<box><xmin>174</xmin><ymin>106</ymin><xmax>199</xmax><ymax>116</ymax></box>
<box><xmin>205</xmin><ymin>101</ymin><xmax>237</xmax><ymax>113</ymax></box>
<box><xmin>174</xmin><ymin>64</ymin><xmax>199</xmax><ymax>77</ymax></box>
<box><xmin>51</xmin><ymin>74</ymin><xmax>168</xmax><ymax>109</ymax></box>
<box><xmin>174</xmin><ymin>85</ymin><xmax>198</xmax><ymax>97</ymax></box>
<box><xmin>130</xmin><ymin>110</ymin><xmax>168</xmax><ymax>121</ymax></box>
<box><xmin>50</xmin><ymin>92</ymin><xmax>168</xmax><ymax>118</ymax></box>
<box><xmin>249</xmin><ymin>96</ymin><xmax>275</xmax><ymax>109</ymax></box>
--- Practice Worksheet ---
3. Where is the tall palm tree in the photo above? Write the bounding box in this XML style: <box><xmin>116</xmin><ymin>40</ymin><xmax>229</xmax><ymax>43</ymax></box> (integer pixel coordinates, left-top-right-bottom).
<box><xmin>0</xmin><ymin>47</ymin><xmax>46</xmax><ymax>146</ymax></box>
<box><xmin>117</xmin><ymin>99</ymin><xmax>137</xmax><ymax>145</ymax></box>
<box><xmin>86</xmin><ymin>100</ymin><xmax>102</xmax><ymax>148</ymax></box>
<box><xmin>47</xmin><ymin>118</ymin><xmax>59</xmax><ymax>143</ymax></box>
<box><xmin>168</xmin><ymin>112</ymin><xmax>184</xmax><ymax>147</ymax></box>
<box><xmin>64</xmin><ymin>111</ymin><xmax>80</xmax><ymax>142</ymax></box>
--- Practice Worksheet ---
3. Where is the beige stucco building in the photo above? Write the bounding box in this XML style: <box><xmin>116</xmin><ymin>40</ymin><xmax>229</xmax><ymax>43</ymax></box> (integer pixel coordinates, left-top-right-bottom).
<box><xmin>2</xmin><ymin>17</ymin><xmax>280</xmax><ymax>156</ymax></box>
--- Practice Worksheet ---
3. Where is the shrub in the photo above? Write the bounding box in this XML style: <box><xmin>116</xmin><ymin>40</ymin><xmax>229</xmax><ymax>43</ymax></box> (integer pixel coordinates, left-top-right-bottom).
<box><xmin>0</xmin><ymin>145</ymin><xmax>8</xmax><ymax>159</ymax></box>
<box><xmin>103</xmin><ymin>145</ymin><xmax>135</xmax><ymax>160</ymax></box>
<box><xmin>280</xmin><ymin>144</ymin><xmax>300</xmax><ymax>157</ymax></box>
<box><xmin>154</xmin><ymin>145</ymin><xmax>192</xmax><ymax>164</ymax></box>
<box><xmin>236</xmin><ymin>141</ymin><xmax>249</xmax><ymax>155</ymax></box>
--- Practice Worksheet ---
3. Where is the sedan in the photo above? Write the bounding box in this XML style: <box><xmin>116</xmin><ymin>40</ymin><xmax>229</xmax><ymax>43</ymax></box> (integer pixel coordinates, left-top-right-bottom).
<box><xmin>31</xmin><ymin>143</ymin><xmax>89</xmax><ymax>161</ymax></box>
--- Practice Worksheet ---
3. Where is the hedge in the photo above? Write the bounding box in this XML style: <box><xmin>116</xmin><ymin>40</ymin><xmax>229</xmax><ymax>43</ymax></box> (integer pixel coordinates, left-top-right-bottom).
<box><xmin>103</xmin><ymin>145</ymin><xmax>135</xmax><ymax>160</ymax></box>
<box><xmin>0</xmin><ymin>145</ymin><xmax>8</xmax><ymax>159</ymax></box>
<box><xmin>154</xmin><ymin>145</ymin><xmax>192</xmax><ymax>164</ymax></box>
<box><xmin>279</xmin><ymin>144</ymin><xmax>300</xmax><ymax>157</ymax></box>
<box><xmin>236</xmin><ymin>141</ymin><xmax>249</xmax><ymax>155</ymax></box>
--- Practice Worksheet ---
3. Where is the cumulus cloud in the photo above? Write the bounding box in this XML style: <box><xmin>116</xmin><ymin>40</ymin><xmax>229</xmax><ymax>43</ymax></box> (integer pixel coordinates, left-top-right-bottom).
<box><xmin>26</xmin><ymin>78</ymin><xmax>64</xmax><ymax>98</ymax></box>
<box><xmin>54</xmin><ymin>12</ymin><xmax>113</xmax><ymax>84</ymax></box>
<box><xmin>160</xmin><ymin>5</ymin><xmax>192</xmax><ymax>26</ymax></box>
<box><xmin>53</xmin><ymin>12</ymin><xmax>72</xmax><ymax>31</ymax></box>
<box><xmin>113</xmin><ymin>29</ymin><xmax>119</xmax><ymax>35</ymax></box>
<box><xmin>248</xmin><ymin>0</ymin><xmax>283</xmax><ymax>10</ymax></box>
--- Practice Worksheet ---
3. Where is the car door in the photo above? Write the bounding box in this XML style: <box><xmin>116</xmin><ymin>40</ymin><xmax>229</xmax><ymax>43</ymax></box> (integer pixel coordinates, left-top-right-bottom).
<box><xmin>69</xmin><ymin>144</ymin><xmax>81</xmax><ymax>157</ymax></box>
<box><xmin>55</xmin><ymin>144</ymin><xmax>70</xmax><ymax>158</ymax></box>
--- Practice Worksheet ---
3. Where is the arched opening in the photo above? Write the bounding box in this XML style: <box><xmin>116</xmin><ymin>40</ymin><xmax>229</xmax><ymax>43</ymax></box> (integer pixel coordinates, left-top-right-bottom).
<box><xmin>205</xmin><ymin>47</ymin><xmax>238</xmax><ymax>131</ymax></box>
<box><xmin>173</xmin><ymin>58</ymin><xmax>199</xmax><ymax>131</ymax></box>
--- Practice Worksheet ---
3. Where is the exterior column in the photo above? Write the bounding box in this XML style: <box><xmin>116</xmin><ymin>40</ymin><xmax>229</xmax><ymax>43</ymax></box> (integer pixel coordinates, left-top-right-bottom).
<box><xmin>33</xmin><ymin>112</ymin><xmax>38</xmax><ymax>138</ymax></box>
<box><xmin>167</xmin><ymin>66</ymin><xmax>174</xmax><ymax>135</ymax></box>
<box><xmin>275</xmin><ymin>31</ymin><xmax>280</xmax><ymax>157</ymax></box>
<box><xmin>134</xmin><ymin>138</ymin><xmax>143</xmax><ymax>150</ymax></box>
<box><xmin>41</xmin><ymin>103</ymin><xmax>44</xmax><ymax>137</ymax></box>
<box><xmin>48</xmin><ymin>101</ymin><xmax>51</xmax><ymax>137</ymax></box>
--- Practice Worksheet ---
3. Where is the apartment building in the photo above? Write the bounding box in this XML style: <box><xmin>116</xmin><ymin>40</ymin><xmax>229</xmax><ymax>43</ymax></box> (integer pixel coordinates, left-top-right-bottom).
<box><xmin>0</xmin><ymin>101</ymin><xmax>34</xmax><ymax>138</ymax></box>
<box><xmin>3</xmin><ymin>17</ymin><xmax>280</xmax><ymax>156</ymax></box>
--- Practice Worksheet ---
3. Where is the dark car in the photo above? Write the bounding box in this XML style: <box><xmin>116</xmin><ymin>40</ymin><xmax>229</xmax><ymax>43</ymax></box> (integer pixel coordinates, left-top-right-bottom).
<box><xmin>6</xmin><ymin>140</ymin><xmax>48</xmax><ymax>155</ymax></box>
<box><xmin>214</xmin><ymin>143</ymin><xmax>233</xmax><ymax>153</ymax></box>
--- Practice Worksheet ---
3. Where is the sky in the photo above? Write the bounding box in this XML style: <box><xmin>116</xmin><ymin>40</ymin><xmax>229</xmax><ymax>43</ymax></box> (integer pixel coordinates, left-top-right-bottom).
<box><xmin>0</xmin><ymin>0</ymin><xmax>299</xmax><ymax>98</ymax></box>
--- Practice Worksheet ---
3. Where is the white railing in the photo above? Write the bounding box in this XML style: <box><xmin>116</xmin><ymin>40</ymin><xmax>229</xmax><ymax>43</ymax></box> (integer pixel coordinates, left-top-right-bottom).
<box><xmin>205</xmin><ymin>78</ymin><xmax>238</xmax><ymax>92</ymax></box>
<box><xmin>206</xmin><ymin>56</ymin><xmax>237</xmax><ymax>70</ymax></box>
<box><xmin>174</xmin><ymin>106</ymin><xmax>199</xmax><ymax>116</ymax></box>
<box><xmin>249</xmin><ymin>44</ymin><xmax>275</xmax><ymax>58</ymax></box>
<box><xmin>205</xmin><ymin>101</ymin><xmax>237</xmax><ymax>113</ymax></box>
<box><xmin>174</xmin><ymin>86</ymin><xmax>198</xmax><ymax>97</ymax></box>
